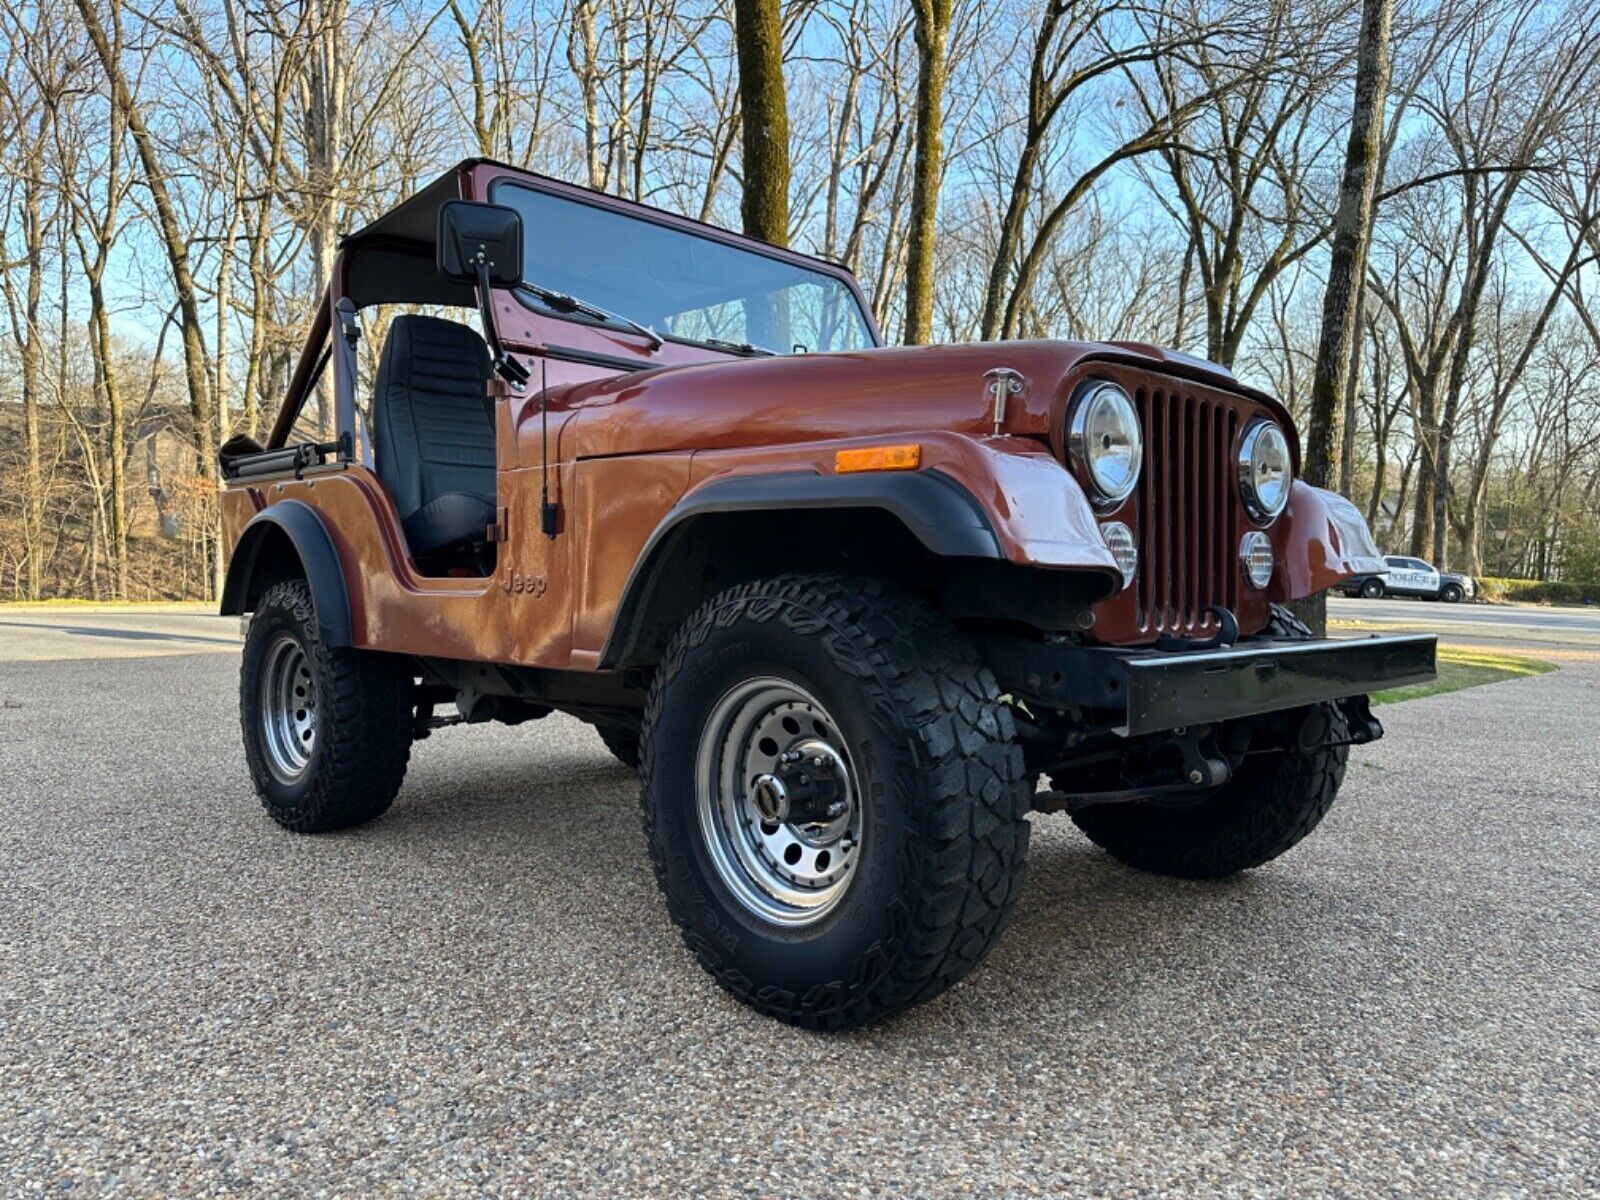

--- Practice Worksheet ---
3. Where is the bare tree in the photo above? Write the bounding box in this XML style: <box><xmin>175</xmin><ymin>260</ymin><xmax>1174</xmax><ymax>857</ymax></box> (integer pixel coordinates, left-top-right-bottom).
<box><xmin>1423</xmin><ymin>0</ymin><xmax>1599</xmax><ymax>564</ymax></box>
<box><xmin>73</xmin><ymin>0</ymin><xmax>220</xmax><ymax>591</ymax></box>
<box><xmin>1303</xmin><ymin>0</ymin><xmax>1393</xmax><ymax>494</ymax></box>
<box><xmin>54</xmin><ymin>30</ymin><xmax>134</xmax><ymax>596</ymax></box>
<box><xmin>1131</xmin><ymin>1</ymin><xmax>1353</xmax><ymax>367</ymax></box>
<box><xmin>1</xmin><ymin>1</ymin><xmax>81</xmax><ymax>598</ymax></box>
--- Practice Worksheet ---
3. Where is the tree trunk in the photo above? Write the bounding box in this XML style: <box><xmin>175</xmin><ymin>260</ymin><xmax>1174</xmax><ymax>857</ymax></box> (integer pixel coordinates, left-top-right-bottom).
<box><xmin>1303</xmin><ymin>0</ymin><xmax>1392</xmax><ymax>493</ymax></box>
<box><xmin>1409</xmin><ymin>465</ymin><xmax>1434</xmax><ymax>558</ymax></box>
<box><xmin>903</xmin><ymin>0</ymin><xmax>952</xmax><ymax>345</ymax></box>
<box><xmin>304</xmin><ymin>0</ymin><xmax>348</xmax><ymax>439</ymax></box>
<box><xmin>1338</xmin><ymin>312</ymin><xmax>1363</xmax><ymax>496</ymax></box>
<box><xmin>18</xmin><ymin>130</ymin><xmax>45</xmax><ymax>600</ymax></box>
<box><xmin>88</xmin><ymin>278</ymin><xmax>128</xmax><ymax>599</ymax></box>
<box><xmin>1365</xmin><ymin>431</ymin><xmax>1386</xmax><ymax>531</ymax></box>
<box><xmin>1430</xmin><ymin>431</ymin><xmax>1451</xmax><ymax>566</ymax></box>
<box><xmin>732</xmin><ymin>0</ymin><xmax>788</xmax><ymax>246</ymax></box>
<box><xmin>568</xmin><ymin>0</ymin><xmax>605</xmax><ymax>190</ymax></box>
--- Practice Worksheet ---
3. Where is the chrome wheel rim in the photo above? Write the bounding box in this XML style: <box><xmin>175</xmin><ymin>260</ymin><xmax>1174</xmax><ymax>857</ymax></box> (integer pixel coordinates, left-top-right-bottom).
<box><xmin>695</xmin><ymin>677</ymin><xmax>863</xmax><ymax>927</ymax></box>
<box><xmin>259</xmin><ymin>633</ymin><xmax>316</xmax><ymax>783</ymax></box>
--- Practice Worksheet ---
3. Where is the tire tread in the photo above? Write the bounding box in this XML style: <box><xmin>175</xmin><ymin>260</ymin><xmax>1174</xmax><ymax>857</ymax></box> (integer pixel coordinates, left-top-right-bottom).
<box><xmin>241</xmin><ymin>580</ymin><xmax>412</xmax><ymax>833</ymax></box>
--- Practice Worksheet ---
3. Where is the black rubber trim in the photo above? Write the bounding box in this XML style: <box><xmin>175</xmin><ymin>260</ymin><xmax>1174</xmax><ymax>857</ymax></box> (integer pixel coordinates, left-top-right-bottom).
<box><xmin>220</xmin><ymin>499</ymin><xmax>354</xmax><ymax>647</ymax></box>
<box><xmin>598</xmin><ymin>469</ymin><xmax>1002</xmax><ymax>669</ymax></box>
<box><xmin>541</xmin><ymin>343</ymin><xmax>656</xmax><ymax>372</ymax></box>
<box><xmin>659</xmin><ymin>469</ymin><xmax>999</xmax><ymax>557</ymax></box>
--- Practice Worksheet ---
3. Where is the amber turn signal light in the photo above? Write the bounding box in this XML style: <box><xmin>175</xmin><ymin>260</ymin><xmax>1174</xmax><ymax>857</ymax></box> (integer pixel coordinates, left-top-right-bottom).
<box><xmin>834</xmin><ymin>444</ymin><xmax>921</xmax><ymax>473</ymax></box>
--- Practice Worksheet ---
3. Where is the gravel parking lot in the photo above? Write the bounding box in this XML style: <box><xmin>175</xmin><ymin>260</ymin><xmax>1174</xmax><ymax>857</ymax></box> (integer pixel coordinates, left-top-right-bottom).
<box><xmin>1</xmin><ymin>625</ymin><xmax>1596</xmax><ymax>1196</ymax></box>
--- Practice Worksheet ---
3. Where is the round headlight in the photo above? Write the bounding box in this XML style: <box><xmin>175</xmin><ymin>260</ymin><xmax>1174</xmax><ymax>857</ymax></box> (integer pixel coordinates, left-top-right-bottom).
<box><xmin>1068</xmin><ymin>382</ymin><xmax>1142</xmax><ymax>505</ymax></box>
<box><xmin>1238</xmin><ymin>419</ymin><xmax>1292</xmax><ymax>521</ymax></box>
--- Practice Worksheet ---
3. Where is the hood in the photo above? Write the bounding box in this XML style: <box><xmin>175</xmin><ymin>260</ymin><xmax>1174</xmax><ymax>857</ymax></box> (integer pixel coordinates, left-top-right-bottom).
<box><xmin>561</xmin><ymin>339</ymin><xmax>1290</xmax><ymax>461</ymax></box>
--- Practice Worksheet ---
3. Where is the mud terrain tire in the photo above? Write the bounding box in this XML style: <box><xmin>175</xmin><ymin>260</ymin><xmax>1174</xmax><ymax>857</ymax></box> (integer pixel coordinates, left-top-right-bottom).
<box><xmin>240</xmin><ymin>580</ymin><xmax>414</xmax><ymax>832</ymax></box>
<box><xmin>640</xmin><ymin>574</ymin><xmax>1031</xmax><ymax>1029</ymax></box>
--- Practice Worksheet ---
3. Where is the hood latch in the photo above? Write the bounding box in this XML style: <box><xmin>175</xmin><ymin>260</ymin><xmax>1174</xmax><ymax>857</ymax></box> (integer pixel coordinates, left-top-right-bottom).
<box><xmin>984</xmin><ymin>367</ymin><xmax>1024</xmax><ymax>435</ymax></box>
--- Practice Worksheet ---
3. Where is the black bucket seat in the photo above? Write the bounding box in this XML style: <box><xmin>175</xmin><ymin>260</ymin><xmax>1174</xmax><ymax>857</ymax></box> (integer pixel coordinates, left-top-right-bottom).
<box><xmin>371</xmin><ymin>315</ymin><xmax>497</xmax><ymax>561</ymax></box>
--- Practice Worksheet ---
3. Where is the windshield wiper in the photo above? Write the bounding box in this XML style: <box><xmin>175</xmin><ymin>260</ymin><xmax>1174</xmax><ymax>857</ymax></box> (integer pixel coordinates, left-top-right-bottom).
<box><xmin>689</xmin><ymin>336</ymin><xmax>777</xmax><ymax>357</ymax></box>
<box><xmin>520</xmin><ymin>282</ymin><xmax>663</xmax><ymax>349</ymax></box>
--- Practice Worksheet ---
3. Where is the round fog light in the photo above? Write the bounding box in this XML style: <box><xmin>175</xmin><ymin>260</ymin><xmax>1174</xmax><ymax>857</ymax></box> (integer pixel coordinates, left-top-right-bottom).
<box><xmin>1240</xmin><ymin>530</ymin><xmax>1274</xmax><ymax>589</ymax></box>
<box><xmin>1102</xmin><ymin>521</ymin><xmax>1137</xmax><ymax>590</ymax></box>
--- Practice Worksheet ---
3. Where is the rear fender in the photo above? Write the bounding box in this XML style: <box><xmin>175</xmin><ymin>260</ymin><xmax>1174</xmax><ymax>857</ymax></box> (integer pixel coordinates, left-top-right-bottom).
<box><xmin>220</xmin><ymin>499</ymin><xmax>353</xmax><ymax>646</ymax></box>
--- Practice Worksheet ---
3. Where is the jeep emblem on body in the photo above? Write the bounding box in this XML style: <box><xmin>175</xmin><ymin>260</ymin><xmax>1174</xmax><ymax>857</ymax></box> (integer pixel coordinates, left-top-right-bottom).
<box><xmin>500</xmin><ymin>568</ymin><xmax>547</xmax><ymax>598</ymax></box>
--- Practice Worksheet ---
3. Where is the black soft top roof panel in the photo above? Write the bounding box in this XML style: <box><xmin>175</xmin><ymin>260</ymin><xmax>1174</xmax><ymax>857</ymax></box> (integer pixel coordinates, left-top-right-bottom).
<box><xmin>339</xmin><ymin>166</ymin><xmax>466</xmax><ymax>252</ymax></box>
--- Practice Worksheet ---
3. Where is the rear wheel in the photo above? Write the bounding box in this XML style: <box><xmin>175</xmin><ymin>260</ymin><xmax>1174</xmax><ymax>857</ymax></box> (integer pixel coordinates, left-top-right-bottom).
<box><xmin>240</xmin><ymin>580</ymin><xmax>414</xmax><ymax>832</ymax></box>
<box><xmin>1360</xmin><ymin>577</ymin><xmax>1384</xmax><ymax>599</ymax></box>
<box><xmin>640</xmin><ymin>574</ymin><xmax>1030</xmax><ymax>1029</ymax></box>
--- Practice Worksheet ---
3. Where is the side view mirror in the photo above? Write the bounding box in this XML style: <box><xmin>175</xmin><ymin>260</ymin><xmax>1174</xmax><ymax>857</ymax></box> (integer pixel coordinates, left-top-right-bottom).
<box><xmin>436</xmin><ymin>199</ymin><xmax>530</xmax><ymax>388</ymax></box>
<box><xmin>437</xmin><ymin>200</ymin><xmax>523</xmax><ymax>289</ymax></box>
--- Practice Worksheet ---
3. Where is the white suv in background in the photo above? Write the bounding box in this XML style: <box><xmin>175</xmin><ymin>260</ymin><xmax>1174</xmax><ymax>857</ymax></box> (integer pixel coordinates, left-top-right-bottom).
<box><xmin>1342</xmin><ymin>555</ymin><xmax>1473</xmax><ymax>603</ymax></box>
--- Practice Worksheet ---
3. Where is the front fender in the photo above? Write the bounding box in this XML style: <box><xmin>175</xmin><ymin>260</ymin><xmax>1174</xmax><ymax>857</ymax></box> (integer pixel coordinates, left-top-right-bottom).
<box><xmin>624</xmin><ymin>467</ymin><xmax>1005</xmax><ymax>561</ymax></box>
<box><xmin>920</xmin><ymin>434</ymin><xmax>1121</xmax><ymax>575</ymax></box>
<box><xmin>596</xmin><ymin>434</ymin><xmax>1123</xmax><ymax>668</ymax></box>
<box><xmin>1270</xmin><ymin>482</ymin><xmax>1387</xmax><ymax>601</ymax></box>
<box><xmin>220</xmin><ymin>498</ymin><xmax>353</xmax><ymax>646</ymax></box>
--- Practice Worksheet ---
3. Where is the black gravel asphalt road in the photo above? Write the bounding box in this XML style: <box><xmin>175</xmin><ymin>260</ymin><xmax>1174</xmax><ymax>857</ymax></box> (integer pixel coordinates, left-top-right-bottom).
<box><xmin>1</xmin><ymin>646</ymin><xmax>1596</xmax><ymax>1197</ymax></box>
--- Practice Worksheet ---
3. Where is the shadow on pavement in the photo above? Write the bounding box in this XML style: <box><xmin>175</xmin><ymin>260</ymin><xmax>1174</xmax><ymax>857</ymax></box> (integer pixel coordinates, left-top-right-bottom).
<box><xmin>0</xmin><ymin>620</ymin><xmax>240</xmax><ymax>647</ymax></box>
<box><xmin>302</xmin><ymin>747</ymin><xmax>1302</xmax><ymax>1028</ymax></box>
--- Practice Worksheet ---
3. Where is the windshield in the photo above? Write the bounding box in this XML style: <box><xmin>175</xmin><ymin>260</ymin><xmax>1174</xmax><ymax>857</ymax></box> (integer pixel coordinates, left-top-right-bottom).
<box><xmin>493</xmin><ymin>181</ymin><xmax>875</xmax><ymax>355</ymax></box>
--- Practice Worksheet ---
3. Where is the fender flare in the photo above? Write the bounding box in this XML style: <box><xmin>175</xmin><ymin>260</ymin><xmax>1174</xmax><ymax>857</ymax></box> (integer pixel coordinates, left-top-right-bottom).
<box><xmin>598</xmin><ymin>469</ymin><xmax>1001</xmax><ymax>668</ymax></box>
<box><xmin>220</xmin><ymin>499</ymin><xmax>354</xmax><ymax>647</ymax></box>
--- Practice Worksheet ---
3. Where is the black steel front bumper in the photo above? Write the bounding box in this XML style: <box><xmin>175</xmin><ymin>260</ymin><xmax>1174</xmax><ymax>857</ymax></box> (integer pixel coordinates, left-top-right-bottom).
<box><xmin>977</xmin><ymin>632</ymin><xmax>1437</xmax><ymax>737</ymax></box>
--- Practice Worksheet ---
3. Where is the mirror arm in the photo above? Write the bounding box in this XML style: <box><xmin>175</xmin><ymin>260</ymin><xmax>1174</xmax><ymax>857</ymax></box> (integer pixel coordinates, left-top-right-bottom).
<box><xmin>474</xmin><ymin>260</ymin><xmax>530</xmax><ymax>387</ymax></box>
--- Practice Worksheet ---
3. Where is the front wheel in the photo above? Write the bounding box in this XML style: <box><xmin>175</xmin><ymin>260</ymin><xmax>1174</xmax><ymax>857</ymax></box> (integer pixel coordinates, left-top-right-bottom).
<box><xmin>1440</xmin><ymin>583</ymin><xmax>1463</xmax><ymax>603</ymax></box>
<box><xmin>240</xmin><ymin>580</ymin><xmax>414</xmax><ymax>832</ymax></box>
<box><xmin>640</xmin><ymin>575</ymin><xmax>1030</xmax><ymax>1029</ymax></box>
